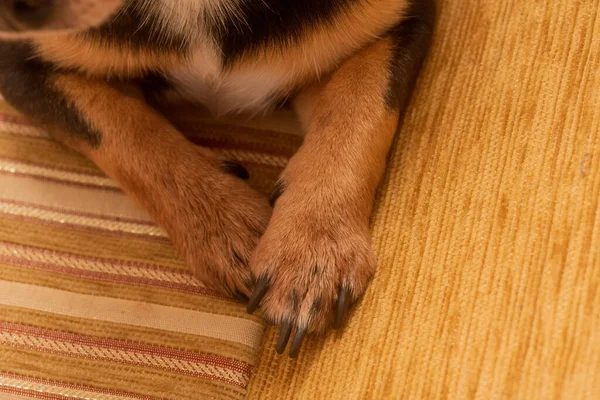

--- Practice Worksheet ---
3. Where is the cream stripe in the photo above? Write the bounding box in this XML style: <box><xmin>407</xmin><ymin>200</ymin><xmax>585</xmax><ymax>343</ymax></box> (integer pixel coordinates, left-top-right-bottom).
<box><xmin>0</xmin><ymin>392</ymin><xmax>39</xmax><ymax>400</ymax></box>
<box><xmin>0</xmin><ymin>201</ymin><xmax>167</xmax><ymax>238</ymax></box>
<box><xmin>0</xmin><ymin>331</ymin><xmax>248</xmax><ymax>387</ymax></box>
<box><xmin>0</xmin><ymin>281</ymin><xmax>264</xmax><ymax>348</ymax></box>
<box><xmin>0</xmin><ymin>241</ymin><xmax>203</xmax><ymax>289</ymax></box>
<box><xmin>0</xmin><ymin>173</ymin><xmax>153</xmax><ymax>222</ymax></box>
<box><xmin>0</xmin><ymin>376</ymin><xmax>144</xmax><ymax>400</ymax></box>
<box><xmin>0</xmin><ymin>157</ymin><xmax>117</xmax><ymax>188</ymax></box>
<box><xmin>0</xmin><ymin>121</ymin><xmax>46</xmax><ymax>138</ymax></box>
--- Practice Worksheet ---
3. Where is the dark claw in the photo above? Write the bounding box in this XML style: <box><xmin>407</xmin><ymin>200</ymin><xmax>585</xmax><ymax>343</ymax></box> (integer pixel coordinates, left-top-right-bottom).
<box><xmin>333</xmin><ymin>287</ymin><xmax>350</xmax><ymax>329</ymax></box>
<box><xmin>289</xmin><ymin>327</ymin><xmax>307</xmax><ymax>358</ymax></box>
<box><xmin>275</xmin><ymin>321</ymin><xmax>293</xmax><ymax>354</ymax></box>
<box><xmin>247</xmin><ymin>275</ymin><xmax>269</xmax><ymax>314</ymax></box>
<box><xmin>222</xmin><ymin>161</ymin><xmax>250</xmax><ymax>180</ymax></box>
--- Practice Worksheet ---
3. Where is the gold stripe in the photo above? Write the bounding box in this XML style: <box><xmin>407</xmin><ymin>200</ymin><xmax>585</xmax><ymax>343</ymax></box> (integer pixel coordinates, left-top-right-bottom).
<box><xmin>0</xmin><ymin>375</ymin><xmax>142</xmax><ymax>400</ymax></box>
<box><xmin>0</xmin><ymin>306</ymin><xmax>259</xmax><ymax>364</ymax></box>
<box><xmin>0</xmin><ymin>241</ymin><xmax>196</xmax><ymax>286</ymax></box>
<box><xmin>0</xmin><ymin>346</ymin><xmax>245</xmax><ymax>400</ymax></box>
<box><xmin>0</xmin><ymin>121</ymin><xmax>45</xmax><ymax>138</ymax></box>
<box><xmin>0</xmin><ymin>281</ymin><xmax>264</xmax><ymax>348</ymax></box>
<box><xmin>0</xmin><ymin>393</ymin><xmax>41</xmax><ymax>400</ymax></box>
<box><xmin>0</xmin><ymin>174</ymin><xmax>152</xmax><ymax>222</ymax></box>
<box><xmin>0</xmin><ymin>157</ymin><xmax>117</xmax><ymax>188</ymax></box>
<box><xmin>0</xmin><ymin>201</ymin><xmax>167</xmax><ymax>238</ymax></box>
<box><xmin>0</xmin><ymin>263</ymin><xmax>256</xmax><ymax>320</ymax></box>
<box><xmin>0</xmin><ymin>332</ymin><xmax>249</xmax><ymax>388</ymax></box>
<box><xmin>0</xmin><ymin>218</ymin><xmax>184</xmax><ymax>270</ymax></box>
<box><xmin>0</xmin><ymin>134</ymin><xmax>98</xmax><ymax>173</ymax></box>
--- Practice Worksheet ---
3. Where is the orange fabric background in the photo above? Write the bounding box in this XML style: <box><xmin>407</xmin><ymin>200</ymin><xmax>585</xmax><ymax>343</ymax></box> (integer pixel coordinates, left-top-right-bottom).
<box><xmin>249</xmin><ymin>0</ymin><xmax>600</xmax><ymax>398</ymax></box>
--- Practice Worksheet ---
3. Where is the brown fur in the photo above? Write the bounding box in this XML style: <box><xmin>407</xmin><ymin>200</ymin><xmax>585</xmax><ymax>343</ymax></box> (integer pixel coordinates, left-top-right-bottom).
<box><xmin>251</xmin><ymin>38</ymin><xmax>401</xmax><ymax>332</ymax></box>
<box><xmin>35</xmin><ymin>36</ymin><xmax>184</xmax><ymax>78</ymax></box>
<box><xmin>224</xmin><ymin>0</ymin><xmax>409</xmax><ymax>95</ymax></box>
<box><xmin>52</xmin><ymin>73</ymin><xmax>271</xmax><ymax>298</ymax></box>
<box><xmin>0</xmin><ymin>0</ymin><xmax>435</xmax><ymax>356</ymax></box>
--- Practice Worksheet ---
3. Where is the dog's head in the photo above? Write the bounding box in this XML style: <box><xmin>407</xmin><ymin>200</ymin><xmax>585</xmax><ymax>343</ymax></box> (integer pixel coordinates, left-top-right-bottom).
<box><xmin>0</xmin><ymin>0</ymin><xmax>124</xmax><ymax>38</ymax></box>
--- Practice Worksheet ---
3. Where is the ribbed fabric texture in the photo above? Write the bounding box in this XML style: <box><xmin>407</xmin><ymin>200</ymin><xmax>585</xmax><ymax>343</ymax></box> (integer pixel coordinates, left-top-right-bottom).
<box><xmin>248</xmin><ymin>0</ymin><xmax>600</xmax><ymax>398</ymax></box>
<box><xmin>0</xmin><ymin>101</ymin><xmax>298</xmax><ymax>400</ymax></box>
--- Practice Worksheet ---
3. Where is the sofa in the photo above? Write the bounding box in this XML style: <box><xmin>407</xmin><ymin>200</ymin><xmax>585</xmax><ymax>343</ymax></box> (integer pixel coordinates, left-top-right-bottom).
<box><xmin>1</xmin><ymin>0</ymin><xmax>599</xmax><ymax>398</ymax></box>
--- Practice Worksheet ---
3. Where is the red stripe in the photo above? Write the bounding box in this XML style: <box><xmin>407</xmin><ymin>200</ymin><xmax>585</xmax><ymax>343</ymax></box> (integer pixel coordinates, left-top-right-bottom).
<box><xmin>0</xmin><ymin>241</ymin><xmax>224</xmax><ymax>298</ymax></box>
<box><xmin>0</xmin><ymin>386</ymin><xmax>67</xmax><ymax>400</ymax></box>
<box><xmin>0</xmin><ymin>254</ymin><xmax>220</xmax><ymax>298</ymax></box>
<box><xmin>0</xmin><ymin>372</ymin><xmax>157</xmax><ymax>399</ymax></box>
<box><xmin>1</xmin><ymin>325</ymin><xmax>253</xmax><ymax>387</ymax></box>
<box><xmin>0</xmin><ymin>322</ymin><xmax>253</xmax><ymax>373</ymax></box>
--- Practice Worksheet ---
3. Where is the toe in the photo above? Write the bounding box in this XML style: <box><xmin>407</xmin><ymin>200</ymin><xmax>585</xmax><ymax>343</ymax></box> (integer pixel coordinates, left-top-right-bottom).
<box><xmin>275</xmin><ymin>320</ymin><xmax>293</xmax><ymax>354</ymax></box>
<box><xmin>333</xmin><ymin>286</ymin><xmax>350</xmax><ymax>329</ymax></box>
<box><xmin>247</xmin><ymin>275</ymin><xmax>269</xmax><ymax>314</ymax></box>
<box><xmin>289</xmin><ymin>326</ymin><xmax>307</xmax><ymax>358</ymax></box>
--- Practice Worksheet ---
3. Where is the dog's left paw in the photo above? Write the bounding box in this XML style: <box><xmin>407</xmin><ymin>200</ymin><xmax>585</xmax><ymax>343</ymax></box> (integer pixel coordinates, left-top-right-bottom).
<box><xmin>247</xmin><ymin>183</ymin><xmax>376</xmax><ymax>358</ymax></box>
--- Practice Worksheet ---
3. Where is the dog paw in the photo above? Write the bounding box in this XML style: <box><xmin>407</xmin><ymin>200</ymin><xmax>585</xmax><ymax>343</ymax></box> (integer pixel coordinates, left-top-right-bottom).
<box><xmin>163</xmin><ymin>162</ymin><xmax>271</xmax><ymax>300</ymax></box>
<box><xmin>247</xmin><ymin>181</ymin><xmax>376</xmax><ymax>357</ymax></box>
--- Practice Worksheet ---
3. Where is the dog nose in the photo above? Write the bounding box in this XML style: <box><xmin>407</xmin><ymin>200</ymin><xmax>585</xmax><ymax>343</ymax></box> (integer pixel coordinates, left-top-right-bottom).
<box><xmin>11</xmin><ymin>0</ymin><xmax>52</xmax><ymax>28</ymax></box>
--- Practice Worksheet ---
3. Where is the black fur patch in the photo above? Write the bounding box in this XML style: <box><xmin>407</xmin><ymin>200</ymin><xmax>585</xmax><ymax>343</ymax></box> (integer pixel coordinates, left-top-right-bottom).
<box><xmin>139</xmin><ymin>72</ymin><xmax>172</xmax><ymax>107</ymax></box>
<box><xmin>0</xmin><ymin>41</ymin><xmax>102</xmax><ymax>147</ymax></box>
<box><xmin>213</xmin><ymin>0</ymin><xmax>356</xmax><ymax>65</ymax></box>
<box><xmin>221</xmin><ymin>161</ymin><xmax>250</xmax><ymax>180</ymax></box>
<box><xmin>270</xmin><ymin>180</ymin><xmax>286</xmax><ymax>207</ymax></box>
<box><xmin>384</xmin><ymin>0</ymin><xmax>436</xmax><ymax>110</ymax></box>
<box><xmin>82</xmin><ymin>0</ymin><xmax>190</xmax><ymax>52</ymax></box>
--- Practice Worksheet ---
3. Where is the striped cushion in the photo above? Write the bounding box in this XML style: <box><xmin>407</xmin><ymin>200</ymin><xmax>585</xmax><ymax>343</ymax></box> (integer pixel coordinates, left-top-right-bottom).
<box><xmin>0</xmin><ymin>98</ymin><xmax>301</xmax><ymax>399</ymax></box>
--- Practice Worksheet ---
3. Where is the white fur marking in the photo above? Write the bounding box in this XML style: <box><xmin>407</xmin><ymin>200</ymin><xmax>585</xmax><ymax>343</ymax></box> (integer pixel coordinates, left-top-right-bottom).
<box><xmin>168</xmin><ymin>43</ymin><xmax>291</xmax><ymax>115</ymax></box>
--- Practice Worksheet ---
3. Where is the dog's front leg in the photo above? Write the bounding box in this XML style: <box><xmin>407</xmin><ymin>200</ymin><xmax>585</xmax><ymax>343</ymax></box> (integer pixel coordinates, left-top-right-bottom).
<box><xmin>0</xmin><ymin>42</ymin><xmax>271</xmax><ymax>299</ymax></box>
<box><xmin>247</xmin><ymin>1</ymin><xmax>435</xmax><ymax>357</ymax></box>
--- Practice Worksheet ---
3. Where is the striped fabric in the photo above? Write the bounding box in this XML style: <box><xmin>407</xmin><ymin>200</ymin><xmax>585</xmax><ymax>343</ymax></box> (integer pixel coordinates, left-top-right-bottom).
<box><xmin>0</xmin><ymin>98</ymin><xmax>301</xmax><ymax>399</ymax></box>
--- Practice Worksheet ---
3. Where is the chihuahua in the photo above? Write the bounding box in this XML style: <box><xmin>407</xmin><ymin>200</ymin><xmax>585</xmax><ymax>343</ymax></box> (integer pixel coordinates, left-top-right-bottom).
<box><xmin>0</xmin><ymin>0</ymin><xmax>434</xmax><ymax>357</ymax></box>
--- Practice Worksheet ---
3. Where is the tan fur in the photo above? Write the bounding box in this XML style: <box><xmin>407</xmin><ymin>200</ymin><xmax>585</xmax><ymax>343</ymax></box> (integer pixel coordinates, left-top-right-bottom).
<box><xmin>250</xmin><ymin>38</ymin><xmax>401</xmax><ymax>332</ymax></box>
<box><xmin>0</xmin><ymin>0</ymin><xmax>433</xmax><ymax>353</ymax></box>
<box><xmin>33</xmin><ymin>0</ymin><xmax>409</xmax><ymax>110</ymax></box>
<box><xmin>51</xmin><ymin>73</ymin><xmax>272</xmax><ymax>298</ymax></box>
<box><xmin>35</xmin><ymin>36</ymin><xmax>183</xmax><ymax>78</ymax></box>
<box><xmin>227</xmin><ymin>0</ymin><xmax>409</xmax><ymax>87</ymax></box>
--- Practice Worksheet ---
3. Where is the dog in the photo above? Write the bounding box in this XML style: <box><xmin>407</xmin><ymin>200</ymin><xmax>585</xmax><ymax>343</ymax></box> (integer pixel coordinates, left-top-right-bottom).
<box><xmin>0</xmin><ymin>0</ymin><xmax>434</xmax><ymax>358</ymax></box>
